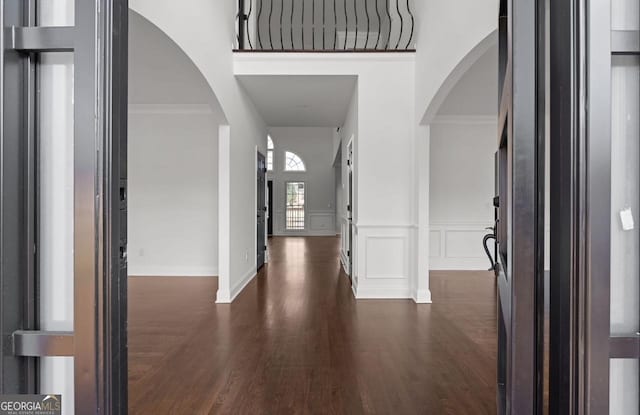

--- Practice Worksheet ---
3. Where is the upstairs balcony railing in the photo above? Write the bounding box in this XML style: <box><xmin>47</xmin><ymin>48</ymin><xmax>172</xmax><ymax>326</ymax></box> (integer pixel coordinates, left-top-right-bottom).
<box><xmin>236</xmin><ymin>0</ymin><xmax>416</xmax><ymax>52</ymax></box>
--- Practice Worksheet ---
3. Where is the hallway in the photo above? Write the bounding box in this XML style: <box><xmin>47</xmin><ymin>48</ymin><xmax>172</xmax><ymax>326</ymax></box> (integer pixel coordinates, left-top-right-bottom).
<box><xmin>128</xmin><ymin>237</ymin><xmax>497</xmax><ymax>414</ymax></box>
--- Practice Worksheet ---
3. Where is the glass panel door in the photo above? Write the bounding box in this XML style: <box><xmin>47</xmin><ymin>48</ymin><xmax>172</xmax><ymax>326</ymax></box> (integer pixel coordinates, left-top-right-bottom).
<box><xmin>37</xmin><ymin>3</ymin><xmax>75</xmax><ymax>413</ymax></box>
<box><xmin>550</xmin><ymin>0</ymin><xmax>640</xmax><ymax>411</ymax></box>
<box><xmin>0</xmin><ymin>0</ymin><xmax>127</xmax><ymax>412</ymax></box>
<box><xmin>610</xmin><ymin>52</ymin><xmax>640</xmax><ymax>415</ymax></box>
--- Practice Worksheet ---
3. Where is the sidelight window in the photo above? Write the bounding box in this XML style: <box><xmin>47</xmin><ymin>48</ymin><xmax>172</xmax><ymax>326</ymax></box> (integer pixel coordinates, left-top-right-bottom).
<box><xmin>267</xmin><ymin>135</ymin><xmax>274</xmax><ymax>171</ymax></box>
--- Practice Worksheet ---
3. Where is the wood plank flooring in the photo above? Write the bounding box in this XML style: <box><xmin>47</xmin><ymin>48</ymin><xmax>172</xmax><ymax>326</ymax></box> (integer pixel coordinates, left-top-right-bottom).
<box><xmin>128</xmin><ymin>236</ymin><xmax>497</xmax><ymax>414</ymax></box>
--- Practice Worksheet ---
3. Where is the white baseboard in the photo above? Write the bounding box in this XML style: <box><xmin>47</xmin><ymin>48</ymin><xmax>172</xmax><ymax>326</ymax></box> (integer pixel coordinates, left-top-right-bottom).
<box><xmin>429</xmin><ymin>258</ymin><xmax>491</xmax><ymax>271</ymax></box>
<box><xmin>216</xmin><ymin>266</ymin><xmax>256</xmax><ymax>304</ymax></box>
<box><xmin>272</xmin><ymin>231</ymin><xmax>338</xmax><ymax>237</ymax></box>
<box><xmin>128</xmin><ymin>265</ymin><xmax>218</xmax><ymax>277</ymax></box>
<box><xmin>413</xmin><ymin>289</ymin><xmax>432</xmax><ymax>304</ymax></box>
<box><xmin>353</xmin><ymin>286</ymin><xmax>412</xmax><ymax>300</ymax></box>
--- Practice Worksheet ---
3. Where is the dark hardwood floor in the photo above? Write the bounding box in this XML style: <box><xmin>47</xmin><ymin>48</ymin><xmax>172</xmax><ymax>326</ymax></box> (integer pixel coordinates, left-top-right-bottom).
<box><xmin>129</xmin><ymin>236</ymin><xmax>497</xmax><ymax>414</ymax></box>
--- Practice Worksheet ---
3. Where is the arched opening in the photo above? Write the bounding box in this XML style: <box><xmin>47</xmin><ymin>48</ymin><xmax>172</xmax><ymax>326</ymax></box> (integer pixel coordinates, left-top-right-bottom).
<box><xmin>428</xmin><ymin>43</ymin><xmax>498</xmax><ymax>271</ymax></box>
<box><xmin>127</xmin><ymin>11</ymin><xmax>227</xmax><ymax>410</ymax></box>
<box><xmin>420</xmin><ymin>30</ymin><xmax>498</xmax><ymax>125</ymax></box>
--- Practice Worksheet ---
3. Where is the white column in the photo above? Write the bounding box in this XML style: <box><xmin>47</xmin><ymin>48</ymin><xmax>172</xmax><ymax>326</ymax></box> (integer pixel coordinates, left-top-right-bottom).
<box><xmin>217</xmin><ymin>125</ymin><xmax>232</xmax><ymax>303</ymax></box>
<box><xmin>414</xmin><ymin>124</ymin><xmax>432</xmax><ymax>303</ymax></box>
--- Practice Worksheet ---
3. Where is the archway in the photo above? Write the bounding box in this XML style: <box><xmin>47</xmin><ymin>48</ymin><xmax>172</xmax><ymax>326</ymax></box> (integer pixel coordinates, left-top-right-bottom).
<box><xmin>420</xmin><ymin>30</ymin><xmax>498</xmax><ymax>125</ymax></box>
<box><xmin>127</xmin><ymin>11</ymin><xmax>228</xmax><ymax>409</ymax></box>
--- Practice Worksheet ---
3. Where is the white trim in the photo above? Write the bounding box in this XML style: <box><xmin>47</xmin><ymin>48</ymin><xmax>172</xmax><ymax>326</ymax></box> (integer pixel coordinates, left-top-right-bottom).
<box><xmin>364</xmin><ymin>235</ymin><xmax>408</xmax><ymax>279</ymax></box>
<box><xmin>216</xmin><ymin>267</ymin><xmax>257</xmax><ymax>303</ymax></box>
<box><xmin>353</xmin><ymin>226</ymin><xmax>413</xmax><ymax>300</ymax></box>
<box><xmin>233</xmin><ymin>52</ymin><xmax>416</xmax><ymax>67</ymax></box>
<box><xmin>128</xmin><ymin>103</ymin><xmax>213</xmax><ymax>115</ymax></box>
<box><xmin>355</xmin><ymin>223</ymin><xmax>417</xmax><ymax>229</ymax></box>
<box><xmin>128</xmin><ymin>267</ymin><xmax>218</xmax><ymax>277</ymax></box>
<box><xmin>413</xmin><ymin>289</ymin><xmax>433</xmax><ymax>304</ymax></box>
<box><xmin>354</xmin><ymin>286</ymin><xmax>413</xmax><ymax>300</ymax></box>
<box><xmin>273</xmin><ymin>231</ymin><xmax>337</xmax><ymax>237</ymax></box>
<box><xmin>431</xmin><ymin>115</ymin><xmax>498</xmax><ymax>125</ymax></box>
<box><xmin>218</xmin><ymin>125</ymin><xmax>231</xmax><ymax>305</ymax></box>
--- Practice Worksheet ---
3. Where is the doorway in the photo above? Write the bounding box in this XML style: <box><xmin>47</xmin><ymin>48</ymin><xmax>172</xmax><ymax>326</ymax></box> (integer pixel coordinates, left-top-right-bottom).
<box><xmin>347</xmin><ymin>139</ymin><xmax>354</xmax><ymax>278</ymax></box>
<box><xmin>268</xmin><ymin>180</ymin><xmax>274</xmax><ymax>236</ymax></box>
<box><xmin>257</xmin><ymin>152</ymin><xmax>267</xmax><ymax>269</ymax></box>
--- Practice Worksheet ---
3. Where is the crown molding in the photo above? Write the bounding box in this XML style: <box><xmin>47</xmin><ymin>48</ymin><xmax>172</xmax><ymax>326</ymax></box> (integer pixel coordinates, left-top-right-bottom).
<box><xmin>128</xmin><ymin>103</ymin><xmax>213</xmax><ymax>115</ymax></box>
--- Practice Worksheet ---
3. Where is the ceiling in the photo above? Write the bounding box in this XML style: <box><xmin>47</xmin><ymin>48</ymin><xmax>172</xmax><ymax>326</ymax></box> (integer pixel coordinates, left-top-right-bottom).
<box><xmin>237</xmin><ymin>75</ymin><xmax>357</xmax><ymax>127</ymax></box>
<box><xmin>437</xmin><ymin>44</ymin><xmax>499</xmax><ymax>117</ymax></box>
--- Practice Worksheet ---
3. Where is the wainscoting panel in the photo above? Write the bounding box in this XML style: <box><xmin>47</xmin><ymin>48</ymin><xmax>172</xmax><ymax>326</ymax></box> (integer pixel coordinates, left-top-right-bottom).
<box><xmin>273</xmin><ymin>209</ymin><xmax>336</xmax><ymax>236</ymax></box>
<box><xmin>429</xmin><ymin>230</ymin><xmax>441</xmax><ymax>257</ymax></box>
<box><xmin>309</xmin><ymin>211</ymin><xmax>335</xmax><ymax>233</ymax></box>
<box><xmin>353</xmin><ymin>225</ymin><xmax>413</xmax><ymax>299</ymax></box>
<box><xmin>445</xmin><ymin>230</ymin><xmax>488</xmax><ymax>258</ymax></box>
<box><xmin>365</xmin><ymin>236</ymin><xmax>407</xmax><ymax>279</ymax></box>
<box><xmin>429</xmin><ymin>222</ymin><xmax>493</xmax><ymax>270</ymax></box>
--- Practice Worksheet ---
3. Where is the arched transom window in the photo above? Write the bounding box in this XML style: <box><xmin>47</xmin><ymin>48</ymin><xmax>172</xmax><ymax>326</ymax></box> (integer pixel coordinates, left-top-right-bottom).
<box><xmin>285</xmin><ymin>151</ymin><xmax>306</xmax><ymax>172</ymax></box>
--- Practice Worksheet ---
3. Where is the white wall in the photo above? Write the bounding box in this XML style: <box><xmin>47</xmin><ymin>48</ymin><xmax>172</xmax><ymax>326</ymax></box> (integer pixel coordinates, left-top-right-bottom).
<box><xmin>128</xmin><ymin>108</ymin><xmax>219</xmax><ymax>276</ymax></box>
<box><xmin>267</xmin><ymin>127</ymin><xmax>336</xmax><ymax>236</ymax></box>
<box><xmin>128</xmin><ymin>12</ymin><xmax>222</xmax><ymax>278</ymax></box>
<box><xmin>129</xmin><ymin>1</ymin><xmax>268</xmax><ymax>303</ymax></box>
<box><xmin>429</xmin><ymin>120</ymin><xmax>496</xmax><ymax>270</ymax></box>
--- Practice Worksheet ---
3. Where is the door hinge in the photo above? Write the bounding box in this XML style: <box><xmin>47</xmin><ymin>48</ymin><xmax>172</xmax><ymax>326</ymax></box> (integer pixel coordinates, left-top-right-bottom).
<box><xmin>347</xmin><ymin>250</ymin><xmax>351</xmax><ymax>257</ymax></box>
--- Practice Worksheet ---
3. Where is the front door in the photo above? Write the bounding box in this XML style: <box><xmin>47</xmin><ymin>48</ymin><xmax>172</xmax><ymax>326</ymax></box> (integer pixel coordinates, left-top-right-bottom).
<box><xmin>257</xmin><ymin>152</ymin><xmax>267</xmax><ymax>269</ymax></box>
<box><xmin>550</xmin><ymin>0</ymin><xmax>640</xmax><ymax>411</ymax></box>
<box><xmin>0</xmin><ymin>0</ymin><xmax>128</xmax><ymax>413</ymax></box>
<box><xmin>496</xmin><ymin>0</ymin><xmax>546</xmax><ymax>413</ymax></box>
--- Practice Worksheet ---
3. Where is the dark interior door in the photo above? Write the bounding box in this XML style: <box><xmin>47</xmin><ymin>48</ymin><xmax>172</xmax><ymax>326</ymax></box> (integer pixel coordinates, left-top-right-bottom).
<box><xmin>267</xmin><ymin>180</ymin><xmax>273</xmax><ymax>235</ymax></box>
<box><xmin>347</xmin><ymin>145</ymin><xmax>354</xmax><ymax>278</ymax></box>
<box><xmin>496</xmin><ymin>0</ymin><xmax>545</xmax><ymax>413</ymax></box>
<box><xmin>257</xmin><ymin>152</ymin><xmax>266</xmax><ymax>269</ymax></box>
